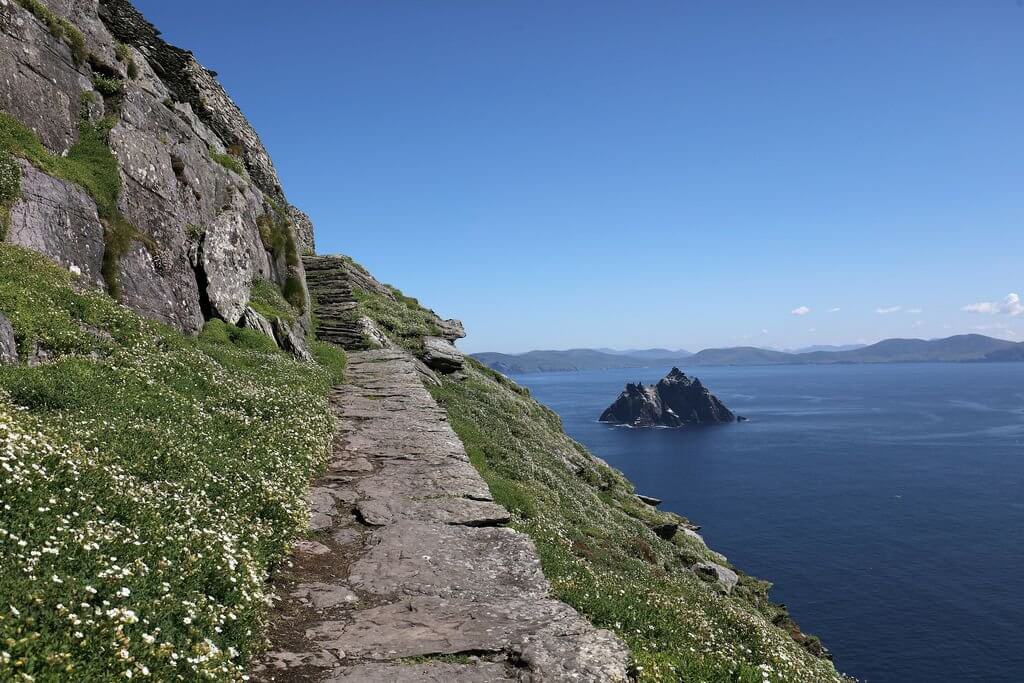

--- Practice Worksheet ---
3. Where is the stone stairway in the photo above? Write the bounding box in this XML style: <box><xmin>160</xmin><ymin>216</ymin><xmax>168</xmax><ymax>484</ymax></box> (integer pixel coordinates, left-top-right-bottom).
<box><xmin>255</xmin><ymin>349</ymin><xmax>630</xmax><ymax>682</ymax></box>
<box><xmin>302</xmin><ymin>255</ymin><xmax>367</xmax><ymax>350</ymax></box>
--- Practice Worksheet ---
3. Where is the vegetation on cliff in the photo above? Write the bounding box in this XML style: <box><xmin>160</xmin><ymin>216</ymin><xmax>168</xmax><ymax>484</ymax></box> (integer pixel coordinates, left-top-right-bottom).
<box><xmin>429</xmin><ymin>360</ymin><xmax>846</xmax><ymax>683</ymax></box>
<box><xmin>0</xmin><ymin>245</ymin><xmax>341</xmax><ymax>680</ymax></box>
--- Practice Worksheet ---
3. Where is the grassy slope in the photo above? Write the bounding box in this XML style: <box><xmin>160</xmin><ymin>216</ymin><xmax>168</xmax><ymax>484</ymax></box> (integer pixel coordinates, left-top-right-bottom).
<box><xmin>429</xmin><ymin>363</ymin><xmax>847</xmax><ymax>683</ymax></box>
<box><xmin>0</xmin><ymin>244</ymin><xmax>343</xmax><ymax>680</ymax></box>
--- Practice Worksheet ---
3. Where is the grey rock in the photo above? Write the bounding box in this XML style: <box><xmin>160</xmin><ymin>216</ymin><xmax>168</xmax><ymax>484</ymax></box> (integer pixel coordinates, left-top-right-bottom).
<box><xmin>293</xmin><ymin>540</ymin><xmax>331</xmax><ymax>557</ymax></box>
<box><xmin>241</xmin><ymin>306</ymin><xmax>276</xmax><ymax>342</ymax></box>
<box><xmin>288</xmin><ymin>204</ymin><xmax>315</xmax><ymax>255</ymax></box>
<box><xmin>260</xmin><ymin>650</ymin><xmax>338</xmax><ymax>671</ymax></box>
<box><xmin>437</xmin><ymin>318</ymin><xmax>466</xmax><ymax>341</ymax></box>
<box><xmin>6</xmin><ymin>161</ymin><xmax>105</xmax><ymax>289</ymax></box>
<box><xmin>420</xmin><ymin>336</ymin><xmax>465</xmax><ymax>374</ymax></box>
<box><xmin>0</xmin><ymin>2</ymin><xmax>87</xmax><ymax>154</ymax></box>
<box><xmin>0</xmin><ymin>313</ymin><xmax>17</xmax><ymax>365</ymax></box>
<box><xmin>693</xmin><ymin>561</ymin><xmax>739</xmax><ymax>593</ymax></box>
<box><xmin>325</xmin><ymin>662</ymin><xmax>513</xmax><ymax>683</ymax></box>
<box><xmin>273</xmin><ymin>316</ymin><xmax>312</xmax><ymax>362</ymax></box>
<box><xmin>291</xmin><ymin>582</ymin><xmax>359</xmax><ymax>610</ymax></box>
<box><xmin>200</xmin><ymin>209</ymin><xmax>257</xmax><ymax>324</ymax></box>
<box><xmin>637</xmin><ymin>494</ymin><xmax>662</xmax><ymax>507</ymax></box>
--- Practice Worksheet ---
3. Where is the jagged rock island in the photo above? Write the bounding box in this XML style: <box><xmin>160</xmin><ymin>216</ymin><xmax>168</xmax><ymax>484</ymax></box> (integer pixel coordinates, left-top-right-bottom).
<box><xmin>0</xmin><ymin>1</ymin><xmax>843</xmax><ymax>681</ymax></box>
<box><xmin>600</xmin><ymin>367</ymin><xmax>741</xmax><ymax>426</ymax></box>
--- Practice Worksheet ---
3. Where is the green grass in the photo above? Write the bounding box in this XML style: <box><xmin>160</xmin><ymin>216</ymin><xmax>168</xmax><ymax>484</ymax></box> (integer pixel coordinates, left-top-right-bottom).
<box><xmin>255</xmin><ymin>203</ymin><xmax>305</xmax><ymax>312</ymax></box>
<box><xmin>0</xmin><ymin>244</ymin><xmax>339</xmax><ymax>681</ymax></box>
<box><xmin>0</xmin><ymin>148</ymin><xmax>19</xmax><ymax>240</ymax></box>
<box><xmin>248</xmin><ymin>278</ymin><xmax>298</xmax><ymax>325</ymax></box>
<box><xmin>16</xmin><ymin>0</ymin><xmax>87</xmax><ymax>65</ymax></box>
<box><xmin>209</xmin><ymin>148</ymin><xmax>246</xmax><ymax>176</ymax></box>
<box><xmin>428</xmin><ymin>360</ymin><xmax>848</xmax><ymax>683</ymax></box>
<box><xmin>351</xmin><ymin>285</ymin><xmax>441</xmax><ymax>353</ymax></box>
<box><xmin>92</xmin><ymin>75</ymin><xmax>124</xmax><ymax>98</ymax></box>
<box><xmin>0</xmin><ymin>111</ymin><xmax>151</xmax><ymax>299</ymax></box>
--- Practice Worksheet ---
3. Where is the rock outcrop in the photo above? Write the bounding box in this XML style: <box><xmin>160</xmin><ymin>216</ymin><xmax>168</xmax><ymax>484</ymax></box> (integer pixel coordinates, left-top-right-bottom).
<box><xmin>1</xmin><ymin>0</ymin><xmax>312</xmax><ymax>343</ymax></box>
<box><xmin>600</xmin><ymin>367</ymin><xmax>739</xmax><ymax>427</ymax></box>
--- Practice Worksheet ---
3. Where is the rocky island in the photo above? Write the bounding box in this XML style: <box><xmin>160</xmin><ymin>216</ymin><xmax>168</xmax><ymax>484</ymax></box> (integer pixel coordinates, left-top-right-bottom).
<box><xmin>600</xmin><ymin>367</ymin><xmax>741</xmax><ymax>427</ymax></box>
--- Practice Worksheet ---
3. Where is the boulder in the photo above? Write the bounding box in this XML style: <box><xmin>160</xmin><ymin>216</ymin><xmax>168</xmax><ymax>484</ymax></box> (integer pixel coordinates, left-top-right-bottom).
<box><xmin>599</xmin><ymin>367</ymin><xmax>738</xmax><ymax>427</ymax></box>
<box><xmin>692</xmin><ymin>562</ymin><xmax>739</xmax><ymax>593</ymax></box>
<box><xmin>272</xmin><ymin>317</ymin><xmax>312</xmax><ymax>362</ymax></box>
<box><xmin>420</xmin><ymin>336</ymin><xmax>465</xmax><ymax>374</ymax></box>
<box><xmin>637</xmin><ymin>494</ymin><xmax>662</xmax><ymax>507</ymax></box>
<box><xmin>200</xmin><ymin>209</ymin><xmax>256</xmax><ymax>325</ymax></box>
<box><xmin>241</xmin><ymin>306</ymin><xmax>276</xmax><ymax>342</ymax></box>
<box><xmin>650</xmin><ymin>522</ymin><xmax>679</xmax><ymax>541</ymax></box>
<box><xmin>0</xmin><ymin>313</ymin><xmax>17</xmax><ymax>365</ymax></box>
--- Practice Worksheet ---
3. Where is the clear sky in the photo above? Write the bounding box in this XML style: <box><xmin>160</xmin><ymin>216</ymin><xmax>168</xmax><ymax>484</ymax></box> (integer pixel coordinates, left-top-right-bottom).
<box><xmin>135</xmin><ymin>1</ymin><xmax>1023</xmax><ymax>353</ymax></box>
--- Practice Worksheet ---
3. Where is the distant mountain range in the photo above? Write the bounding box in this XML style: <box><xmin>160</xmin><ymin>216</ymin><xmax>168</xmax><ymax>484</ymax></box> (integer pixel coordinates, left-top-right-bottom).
<box><xmin>473</xmin><ymin>334</ymin><xmax>1024</xmax><ymax>374</ymax></box>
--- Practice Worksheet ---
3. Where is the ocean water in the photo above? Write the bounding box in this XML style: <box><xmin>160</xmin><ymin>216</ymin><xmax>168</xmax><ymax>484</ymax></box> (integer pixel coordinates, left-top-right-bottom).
<box><xmin>512</xmin><ymin>363</ymin><xmax>1024</xmax><ymax>683</ymax></box>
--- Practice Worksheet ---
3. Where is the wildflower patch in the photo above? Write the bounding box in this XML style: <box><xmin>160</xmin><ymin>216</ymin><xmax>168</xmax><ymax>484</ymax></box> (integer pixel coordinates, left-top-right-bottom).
<box><xmin>0</xmin><ymin>244</ymin><xmax>337</xmax><ymax>680</ymax></box>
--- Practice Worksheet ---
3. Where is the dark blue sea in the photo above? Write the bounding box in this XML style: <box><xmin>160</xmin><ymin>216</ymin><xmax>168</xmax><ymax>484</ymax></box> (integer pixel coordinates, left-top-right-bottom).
<box><xmin>512</xmin><ymin>363</ymin><xmax>1024</xmax><ymax>683</ymax></box>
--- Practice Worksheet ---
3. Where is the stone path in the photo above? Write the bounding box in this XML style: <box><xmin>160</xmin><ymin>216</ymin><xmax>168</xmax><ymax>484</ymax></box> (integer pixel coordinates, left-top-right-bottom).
<box><xmin>255</xmin><ymin>349</ymin><xmax>630</xmax><ymax>682</ymax></box>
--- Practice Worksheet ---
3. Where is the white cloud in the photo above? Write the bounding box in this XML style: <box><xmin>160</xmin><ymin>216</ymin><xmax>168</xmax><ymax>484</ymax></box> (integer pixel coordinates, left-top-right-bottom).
<box><xmin>761</xmin><ymin>329</ymin><xmax>769</xmax><ymax>335</ymax></box>
<box><xmin>791</xmin><ymin>306</ymin><xmax>811</xmax><ymax>316</ymax></box>
<box><xmin>906</xmin><ymin>308</ymin><xmax>923</xmax><ymax>314</ymax></box>
<box><xmin>961</xmin><ymin>293</ymin><xmax>1023</xmax><ymax>317</ymax></box>
<box><xmin>828</xmin><ymin>307</ymin><xmax>841</xmax><ymax>313</ymax></box>
<box><xmin>875</xmin><ymin>306</ymin><xmax>902</xmax><ymax>314</ymax></box>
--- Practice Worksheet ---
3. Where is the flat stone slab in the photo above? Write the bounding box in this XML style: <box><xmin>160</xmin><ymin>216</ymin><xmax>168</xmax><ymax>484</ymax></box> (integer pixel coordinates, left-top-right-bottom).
<box><xmin>355</xmin><ymin>497</ymin><xmax>510</xmax><ymax>528</ymax></box>
<box><xmin>349</xmin><ymin>520</ymin><xmax>547</xmax><ymax>600</ymax></box>
<box><xmin>325</xmin><ymin>661</ymin><xmax>514</xmax><ymax>682</ymax></box>
<box><xmin>292</xmin><ymin>582</ymin><xmax>360</xmax><ymax>610</ymax></box>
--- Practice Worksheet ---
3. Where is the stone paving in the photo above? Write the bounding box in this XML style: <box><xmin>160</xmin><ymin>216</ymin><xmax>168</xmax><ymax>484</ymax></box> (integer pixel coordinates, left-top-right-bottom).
<box><xmin>255</xmin><ymin>349</ymin><xmax>630</xmax><ymax>681</ymax></box>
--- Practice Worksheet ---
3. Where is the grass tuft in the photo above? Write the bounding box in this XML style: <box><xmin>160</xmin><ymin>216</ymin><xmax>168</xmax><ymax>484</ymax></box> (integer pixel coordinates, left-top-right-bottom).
<box><xmin>350</xmin><ymin>285</ymin><xmax>441</xmax><ymax>353</ymax></box>
<box><xmin>0</xmin><ymin>149</ymin><xmax>20</xmax><ymax>240</ymax></box>
<box><xmin>248</xmin><ymin>278</ymin><xmax>298</xmax><ymax>325</ymax></box>
<box><xmin>0</xmin><ymin>243</ymin><xmax>338</xmax><ymax>680</ymax></box>
<box><xmin>210</xmin><ymin>147</ymin><xmax>246</xmax><ymax>176</ymax></box>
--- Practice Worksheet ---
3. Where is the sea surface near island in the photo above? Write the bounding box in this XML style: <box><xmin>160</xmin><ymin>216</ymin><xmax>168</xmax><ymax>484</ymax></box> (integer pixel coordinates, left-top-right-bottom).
<box><xmin>511</xmin><ymin>362</ymin><xmax>1024</xmax><ymax>683</ymax></box>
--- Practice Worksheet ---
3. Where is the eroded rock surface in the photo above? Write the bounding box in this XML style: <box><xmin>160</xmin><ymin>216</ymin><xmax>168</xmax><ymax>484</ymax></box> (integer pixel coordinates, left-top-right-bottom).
<box><xmin>1</xmin><ymin>0</ymin><xmax>312</xmax><ymax>335</ymax></box>
<box><xmin>255</xmin><ymin>349</ymin><xmax>629</xmax><ymax>681</ymax></box>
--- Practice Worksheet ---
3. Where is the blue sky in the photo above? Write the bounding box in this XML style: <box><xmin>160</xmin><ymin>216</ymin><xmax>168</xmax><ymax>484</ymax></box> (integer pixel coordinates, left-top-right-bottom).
<box><xmin>136</xmin><ymin>1</ymin><xmax>1023</xmax><ymax>353</ymax></box>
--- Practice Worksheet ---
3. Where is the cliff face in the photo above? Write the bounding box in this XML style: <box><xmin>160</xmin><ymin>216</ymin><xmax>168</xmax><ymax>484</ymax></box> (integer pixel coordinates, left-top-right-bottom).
<box><xmin>600</xmin><ymin>367</ymin><xmax>738</xmax><ymax>427</ymax></box>
<box><xmin>1</xmin><ymin>0</ymin><xmax>312</xmax><ymax>346</ymax></box>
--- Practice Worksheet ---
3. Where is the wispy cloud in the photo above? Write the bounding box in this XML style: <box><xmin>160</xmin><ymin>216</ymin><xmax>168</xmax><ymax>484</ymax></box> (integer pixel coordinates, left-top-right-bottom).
<box><xmin>961</xmin><ymin>293</ymin><xmax>1023</xmax><ymax>317</ymax></box>
<box><xmin>791</xmin><ymin>306</ymin><xmax>811</xmax><ymax>316</ymax></box>
<box><xmin>828</xmin><ymin>307</ymin><xmax>841</xmax><ymax>313</ymax></box>
<box><xmin>875</xmin><ymin>305</ymin><xmax>902</xmax><ymax>314</ymax></box>
<box><xmin>906</xmin><ymin>308</ymin><xmax>923</xmax><ymax>314</ymax></box>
